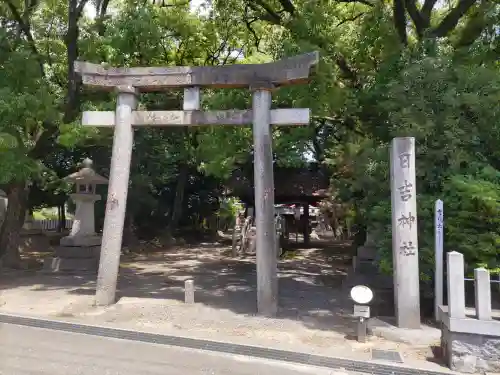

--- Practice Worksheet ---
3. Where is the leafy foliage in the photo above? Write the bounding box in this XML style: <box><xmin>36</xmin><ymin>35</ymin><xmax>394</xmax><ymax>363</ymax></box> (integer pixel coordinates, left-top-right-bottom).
<box><xmin>0</xmin><ymin>0</ymin><xmax>498</xmax><ymax>277</ymax></box>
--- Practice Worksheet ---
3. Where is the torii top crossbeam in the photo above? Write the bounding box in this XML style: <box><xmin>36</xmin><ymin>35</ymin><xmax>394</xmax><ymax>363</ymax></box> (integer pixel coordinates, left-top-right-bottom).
<box><xmin>74</xmin><ymin>52</ymin><xmax>319</xmax><ymax>91</ymax></box>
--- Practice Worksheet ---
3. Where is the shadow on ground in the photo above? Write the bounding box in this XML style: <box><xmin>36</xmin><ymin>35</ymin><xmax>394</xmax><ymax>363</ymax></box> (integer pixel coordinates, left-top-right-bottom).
<box><xmin>0</xmin><ymin>239</ymin><xmax>358</xmax><ymax>335</ymax></box>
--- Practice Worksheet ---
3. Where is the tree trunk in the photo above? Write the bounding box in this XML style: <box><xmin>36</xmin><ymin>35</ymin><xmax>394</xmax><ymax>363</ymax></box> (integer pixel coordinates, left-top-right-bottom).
<box><xmin>0</xmin><ymin>183</ymin><xmax>28</xmax><ymax>268</ymax></box>
<box><xmin>123</xmin><ymin>214</ymin><xmax>139</xmax><ymax>248</ymax></box>
<box><xmin>168</xmin><ymin>163</ymin><xmax>189</xmax><ymax>234</ymax></box>
<box><xmin>57</xmin><ymin>203</ymin><xmax>66</xmax><ymax>232</ymax></box>
<box><xmin>63</xmin><ymin>0</ymin><xmax>87</xmax><ymax>124</ymax></box>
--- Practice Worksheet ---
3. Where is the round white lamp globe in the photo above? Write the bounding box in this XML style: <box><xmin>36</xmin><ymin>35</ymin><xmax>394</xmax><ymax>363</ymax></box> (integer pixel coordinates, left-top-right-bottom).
<box><xmin>350</xmin><ymin>285</ymin><xmax>374</xmax><ymax>305</ymax></box>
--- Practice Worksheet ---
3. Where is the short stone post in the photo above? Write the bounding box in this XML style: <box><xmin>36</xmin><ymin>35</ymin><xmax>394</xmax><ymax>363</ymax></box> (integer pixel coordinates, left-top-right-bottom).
<box><xmin>96</xmin><ymin>86</ymin><xmax>138</xmax><ymax>306</ymax></box>
<box><xmin>447</xmin><ymin>251</ymin><xmax>466</xmax><ymax>319</ymax></box>
<box><xmin>184</xmin><ymin>279</ymin><xmax>195</xmax><ymax>304</ymax></box>
<box><xmin>474</xmin><ymin>268</ymin><xmax>492</xmax><ymax>320</ymax></box>
<box><xmin>390</xmin><ymin>137</ymin><xmax>420</xmax><ymax>329</ymax></box>
<box><xmin>252</xmin><ymin>83</ymin><xmax>278</xmax><ymax>317</ymax></box>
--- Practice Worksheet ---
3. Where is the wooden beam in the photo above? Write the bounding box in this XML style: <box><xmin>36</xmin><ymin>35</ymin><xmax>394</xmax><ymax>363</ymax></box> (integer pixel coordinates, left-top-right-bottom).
<box><xmin>74</xmin><ymin>52</ymin><xmax>319</xmax><ymax>91</ymax></box>
<box><xmin>82</xmin><ymin>109</ymin><xmax>310</xmax><ymax>127</ymax></box>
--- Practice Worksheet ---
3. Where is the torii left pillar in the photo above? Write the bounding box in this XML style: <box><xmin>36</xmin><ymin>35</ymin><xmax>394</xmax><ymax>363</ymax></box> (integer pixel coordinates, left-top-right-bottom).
<box><xmin>95</xmin><ymin>85</ymin><xmax>137</xmax><ymax>305</ymax></box>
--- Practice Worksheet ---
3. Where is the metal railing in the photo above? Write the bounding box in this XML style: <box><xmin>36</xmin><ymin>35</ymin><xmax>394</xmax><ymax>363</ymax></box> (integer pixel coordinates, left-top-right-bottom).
<box><xmin>32</xmin><ymin>219</ymin><xmax>73</xmax><ymax>231</ymax></box>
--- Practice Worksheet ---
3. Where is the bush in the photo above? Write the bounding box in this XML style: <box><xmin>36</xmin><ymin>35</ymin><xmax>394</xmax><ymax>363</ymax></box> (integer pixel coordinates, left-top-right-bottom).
<box><xmin>372</xmin><ymin>164</ymin><xmax>500</xmax><ymax>283</ymax></box>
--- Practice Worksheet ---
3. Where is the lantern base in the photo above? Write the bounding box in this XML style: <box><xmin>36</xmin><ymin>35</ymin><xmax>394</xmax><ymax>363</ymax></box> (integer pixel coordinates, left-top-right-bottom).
<box><xmin>43</xmin><ymin>256</ymin><xmax>99</xmax><ymax>274</ymax></box>
<box><xmin>60</xmin><ymin>235</ymin><xmax>101</xmax><ymax>247</ymax></box>
<box><xmin>54</xmin><ymin>245</ymin><xmax>100</xmax><ymax>258</ymax></box>
<box><xmin>43</xmin><ymin>235</ymin><xmax>102</xmax><ymax>274</ymax></box>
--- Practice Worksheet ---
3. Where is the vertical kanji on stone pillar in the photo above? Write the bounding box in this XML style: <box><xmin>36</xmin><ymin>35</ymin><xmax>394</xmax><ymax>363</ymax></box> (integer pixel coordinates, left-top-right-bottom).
<box><xmin>96</xmin><ymin>85</ymin><xmax>138</xmax><ymax>306</ymax></box>
<box><xmin>390</xmin><ymin>137</ymin><xmax>420</xmax><ymax>329</ymax></box>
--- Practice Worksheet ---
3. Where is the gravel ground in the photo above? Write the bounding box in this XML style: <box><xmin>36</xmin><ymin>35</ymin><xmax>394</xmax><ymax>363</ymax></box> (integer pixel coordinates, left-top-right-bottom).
<box><xmin>0</xmin><ymin>242</ymin><xmax>443</xmax><ymax>370</ymax></box>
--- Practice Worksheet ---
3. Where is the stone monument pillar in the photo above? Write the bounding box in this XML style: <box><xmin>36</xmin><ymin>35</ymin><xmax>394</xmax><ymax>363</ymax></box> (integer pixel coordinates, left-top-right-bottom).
<box><xmin>390</xmin><ymin>137</ymin><xmax>421</xmax><ymax>329</ymax></box>
<box><xmin>44</xmin><ymin>158</ymin><xmax>109</xmax><ymax>273</ymax></box>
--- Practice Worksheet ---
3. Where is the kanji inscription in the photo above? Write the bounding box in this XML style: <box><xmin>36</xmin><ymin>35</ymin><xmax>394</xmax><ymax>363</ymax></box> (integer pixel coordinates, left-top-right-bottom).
<box><xmin>400</xmin><ymin>241</ymin><xmax>416</xmax><ymax>256</ymax></box>
<box><xmin>436</xmin><ymin>208</ymin><xmax>443</xmax><ymax>230</ymax></box>
<box><xmin>398</xmin><ymin>212</ymin><xmax>416</xmax><ymax>229</ymax></box>
<box><xmin>398</xmin><ymin>180</ymin><xmax>413</xmax><ymax>202</ymax></box>
<box><xmin>398</xmin><ymin>152</ymin><xmax>411</xmax><ymax>168</ymax></box>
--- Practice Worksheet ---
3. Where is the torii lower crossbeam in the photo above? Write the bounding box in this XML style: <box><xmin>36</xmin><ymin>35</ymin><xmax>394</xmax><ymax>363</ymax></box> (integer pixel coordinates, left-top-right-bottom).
<box><xmin>82</xmin><ymin>109</ymin><xmax>310</xmax><ymax>127</ymax></box>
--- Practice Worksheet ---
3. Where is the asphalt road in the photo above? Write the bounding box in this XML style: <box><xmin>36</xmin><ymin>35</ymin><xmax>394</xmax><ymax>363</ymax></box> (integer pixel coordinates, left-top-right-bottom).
<box><xmin>0</xmin><ymin>324</ymin><xmax>346</xmax><ymax>375</ymax></box>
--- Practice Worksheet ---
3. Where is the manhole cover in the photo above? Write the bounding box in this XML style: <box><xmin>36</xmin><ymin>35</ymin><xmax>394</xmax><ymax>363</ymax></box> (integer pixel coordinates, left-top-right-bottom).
<box><xmin>371</xmin><ymin>349</ymin><xmax>403</xmax><ymax>363</ymax></box>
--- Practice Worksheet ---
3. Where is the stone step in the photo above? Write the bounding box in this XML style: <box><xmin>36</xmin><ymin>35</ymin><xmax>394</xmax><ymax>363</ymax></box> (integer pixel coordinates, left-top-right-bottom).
<box><xmin>54</xmin><ymin>245</ymin><xmax>100</xmax><ymax>259</ymax></box>
<box><xmin>355</xmin><ymin>260</ymin><xmax>379</xmax><ymax>274</ymax></box>
<box><xmin>356</xmin><ymin>245</ymin><xmax>377</xmax><ymax>261</ymax></box>
<box><xmin>43</xmin><ymin>256</ymin><xmax>98</xmax><ymax>273</ymax></box>
<box><xmin>60</xmin><ymin>235</ymin><xmax>102</xmax><ymax>247</ymax></box>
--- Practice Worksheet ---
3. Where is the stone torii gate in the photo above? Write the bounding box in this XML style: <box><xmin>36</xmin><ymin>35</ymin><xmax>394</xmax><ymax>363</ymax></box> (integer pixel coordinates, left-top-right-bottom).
<box><xmin>75</xmin><ymin>52</ymin><xmax>319</xmax><ymax>316</ymax></box>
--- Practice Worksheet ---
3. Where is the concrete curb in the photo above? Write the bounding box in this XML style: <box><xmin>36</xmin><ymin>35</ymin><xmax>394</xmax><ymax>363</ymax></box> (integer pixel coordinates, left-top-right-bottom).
<box><xmin>0</xmin><ymin>312</ymin><xmax>452</xmax><ymax>375</ymax></box>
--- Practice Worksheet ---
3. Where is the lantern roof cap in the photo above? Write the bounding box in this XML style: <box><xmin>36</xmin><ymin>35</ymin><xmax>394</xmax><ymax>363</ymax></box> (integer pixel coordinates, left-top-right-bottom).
<box><xmin>64</xmin><ymin>158</ymin><xmax>109</xmax><ymax>185</ymax></box>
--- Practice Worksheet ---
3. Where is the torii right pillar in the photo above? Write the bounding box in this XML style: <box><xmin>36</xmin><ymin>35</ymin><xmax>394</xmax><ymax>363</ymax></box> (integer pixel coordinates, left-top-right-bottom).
<box><xmin>251</xmin><ymin>83</ymin><xmax>278</xmax><ymax>316</ymax></box>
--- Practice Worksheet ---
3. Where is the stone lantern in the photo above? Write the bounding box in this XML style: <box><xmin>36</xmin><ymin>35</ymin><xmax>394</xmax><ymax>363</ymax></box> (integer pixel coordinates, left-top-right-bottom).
<box><xmin>60</xmin><ymin>158</ymin><xmax>108</xmax><ymax>246</ymax></box>
<box><xmin>44</xmin><ymin>158</ymin><xmax>108</xmax><ymax>273</ymax></box>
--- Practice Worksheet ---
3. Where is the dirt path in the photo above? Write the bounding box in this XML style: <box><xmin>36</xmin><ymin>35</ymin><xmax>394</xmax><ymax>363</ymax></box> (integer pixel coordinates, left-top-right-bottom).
<box><xmin>0</xmin><ymin>242</ymin><xmax>443</xmax><ymax>369</ymax></box>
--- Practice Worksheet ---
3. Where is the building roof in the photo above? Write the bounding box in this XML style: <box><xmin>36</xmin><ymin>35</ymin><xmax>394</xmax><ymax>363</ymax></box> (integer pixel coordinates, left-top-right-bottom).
<box><xmin>225</xmin><ymin>163</ymin><xmax>330</xmax><ymax>204</ymax></box>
